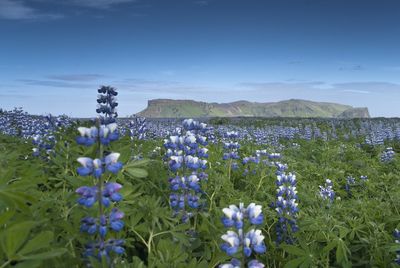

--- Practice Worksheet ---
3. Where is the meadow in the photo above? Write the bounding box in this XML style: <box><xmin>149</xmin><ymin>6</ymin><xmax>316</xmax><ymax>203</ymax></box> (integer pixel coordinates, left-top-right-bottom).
<box><xmin>0</xmin><ymin>91</ymin><xmax>399</xmax><ymax>268</ymax></box>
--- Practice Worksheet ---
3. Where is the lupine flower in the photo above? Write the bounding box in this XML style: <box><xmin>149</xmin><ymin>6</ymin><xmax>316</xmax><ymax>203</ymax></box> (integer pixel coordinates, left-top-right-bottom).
<box><xmin>76</xmin><ymin>186</ymin><xmax>98</xmax><ymax>207</ymax></box>
<box><xmin>244</xmin><ymin>229</ymin><xmax>267</xmax><ymax>256</ymax></box>
<box><xmin>80</xmin><ymin>217</ymin><xmax>97</xmax><ymax>235</ymax></box>
<box><xmin>77</xmin><ymin>126</ymin><xmax>98</xmax><ymax>146</ymax></box>
<box><xmin>319</xmin><ymin>179</ymin><xmax>335</xmax><ymax>202</ymax></box>
<box><xmin>165</xmin><ymin>119</ymin><xmax>209</xmax><ymax>223</ymax></box>
<box><xmin>274</xmin><ymin>173</ymin><xmax>299</xmax><ymax>244</ymax></box>
<box><xmin>220</xmin><ymin>203</ymin><xmax>265</xmax><ymax>267</ymax></box>
<box><xmin>102</xmin><ymin>183</ymin><xmax>123</xmax><ymax>207</ymax></box>
<box><xmin>381</xmin><ymin>147</ymin><xmax>395</xmax><ymax>162</ymax></box>
<box><xmin>393</xmin><ymin>229</ymin><xmax>400</xmax><ymax>264</ymax></box>
<box><xmin>104</xmin><ymin>153</ymin><xmax>123</xmax><ymax>173</ymax></box>
<box><xmin>109</xmin><ymin>208</ymin><xmax>124</xmax><ymax>232</ymax></box>
<box><xmin>77</xmin><ymin>157</ymin><xmax>103</xmax><ymax>178</ymax></box>
<box><xmin>221</xmin><ymin>230</ymin><xmax>241</xmax><ymax>256</ymax></box>
<box><xmin>345</xmin><ymin>176</ymin><xmax>356</xmax><ymax>194</ymax></box>
<box><xmin>75</xmin><ymin>86</ymin><xmax>124</xmax><ymax>262</ymax></box>
<box><xmin>220</xmin><ymin>258</ymin><xmax>241</xmax><ymax>268</ymax></box>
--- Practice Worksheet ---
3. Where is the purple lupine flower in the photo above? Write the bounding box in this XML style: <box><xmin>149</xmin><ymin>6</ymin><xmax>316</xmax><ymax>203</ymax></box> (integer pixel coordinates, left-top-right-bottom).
<box><xmin>319</xmin><ymin>179</ymin><xmax>335</xmax><ymax>202</ymax></box>
<box><xmin>76</xmin><ymin>186</ymin><xmax>98</xmax><ymax>207</ymax></box>
<box><xmin>394</xmin><ymin>229</ymin><xmax>400</xmax><ymax>264</ymax></box>
<box><xmin>102</xmin><ymin>182</ymin><xmax>123</xmax><ymax>207</ymax></box>
<box><xmin>109</xmin><ymin>208</ymin><xmax>124</xmax><ymax>232</ymax></box>
<box><xmin>104</xmin><ymin>153</ymin><xmax>123</xmax><ymax>174</ymax></box>
<box><xmin>220</xmin><ymin>203</ymin><xmax>265</xmax><ymax>267</ymax></box>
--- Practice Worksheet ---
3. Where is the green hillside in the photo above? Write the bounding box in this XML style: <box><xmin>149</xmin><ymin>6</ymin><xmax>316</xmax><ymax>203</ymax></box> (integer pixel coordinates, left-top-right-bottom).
<box><xmin>137</xmin><ymin>99</ymin><xmax>370</xmax><ymax>118</ymax></box>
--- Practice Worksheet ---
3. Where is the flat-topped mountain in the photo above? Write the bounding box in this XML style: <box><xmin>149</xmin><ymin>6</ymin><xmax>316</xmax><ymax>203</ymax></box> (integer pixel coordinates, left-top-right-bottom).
<box><xmin>137</xmin><ymin>99</ymin><xmax>370</xmax><ymax>118</ymax></box>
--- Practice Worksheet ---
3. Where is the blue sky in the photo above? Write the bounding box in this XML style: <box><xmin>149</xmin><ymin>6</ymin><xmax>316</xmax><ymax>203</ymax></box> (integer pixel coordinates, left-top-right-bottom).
<box><xmin>1</xmin><ymin>0</ymin><xmax>400</xmax><ymax>117</ymax></box>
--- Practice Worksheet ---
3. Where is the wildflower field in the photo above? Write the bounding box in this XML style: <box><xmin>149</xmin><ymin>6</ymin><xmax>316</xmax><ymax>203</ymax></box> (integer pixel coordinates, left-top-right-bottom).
<box><xmin>0</xmin><ymin>88</ymin><xmax>400</xmax><ymax>268</ymax></box>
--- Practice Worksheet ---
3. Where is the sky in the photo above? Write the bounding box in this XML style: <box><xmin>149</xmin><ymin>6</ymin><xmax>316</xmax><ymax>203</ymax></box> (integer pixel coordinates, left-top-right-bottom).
<box><xmin>0</xmin><ymin>0</ymin><xmax>400</xmax><ymax>117</ymax></box>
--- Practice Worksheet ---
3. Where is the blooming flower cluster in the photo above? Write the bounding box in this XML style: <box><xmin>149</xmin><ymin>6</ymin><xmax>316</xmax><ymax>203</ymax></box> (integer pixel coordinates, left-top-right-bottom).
<box><xmin>96</xmin><ymin>86</ymin><xmax>118</xmax><ymax>124</ymax></box>
<box><xmin>319</xmin><ymin>179</ymin><xmax>335</xmax><ymax>203</ymax></box>
<box><xmin>128</xmin><ymin>115</ymin><xmax>147</xmax><ymax>140</ymax></box>
<box><xmin>164</xmin><ymin>119</ymin><xmax>209</xmax><ymax>222</ymax></box>
<box><xmin>222</xmin><ymin>131</ymin><xmax>241</xmax><ymax>172</ymax></box>
<box><xmin>381</xmin><ymin>147</ymin><xmax>395</xmax><ymax>162</ymax></box>
<box><xmin>344</xmin><ymin>176</ymin><xmax>356</xmax><ymax>195</ymax></box>
<box><xmin>394</xmin><ymin>229</ymin><xmax>400</xmax><ymax>265</ymax></box>
<box><xmin>220</xmin><ymin>203</ymin><xmax>266</xmax><ymax>267</ymax></box>
<box><xmin>75</xmin><ymin>86</ymin><xmax>125</xmax><ymax>262</ymax></box>
<box><xmin>275</xmin><ymin>173</ymin><xmax>299</xmax><ymax>244</ymax></box>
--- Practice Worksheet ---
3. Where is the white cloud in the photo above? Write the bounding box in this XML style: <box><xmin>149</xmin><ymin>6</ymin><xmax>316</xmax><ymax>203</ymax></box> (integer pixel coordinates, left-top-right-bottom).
<box><xmin>70</xmin><ymin>0</ymin><xmax>136</xmax><ymax>9</ymax></box>
<box><xmin>0</xmin><ymin>0</ymin><xmax>62</xmax><ymax>20</ymax></box>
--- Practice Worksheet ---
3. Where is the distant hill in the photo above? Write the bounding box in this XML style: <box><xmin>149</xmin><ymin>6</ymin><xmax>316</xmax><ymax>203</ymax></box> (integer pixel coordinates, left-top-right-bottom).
<box><xmin>137</xmin><ymin>99</ymin><xmax>370</xmax><ymax>118</ymax></box>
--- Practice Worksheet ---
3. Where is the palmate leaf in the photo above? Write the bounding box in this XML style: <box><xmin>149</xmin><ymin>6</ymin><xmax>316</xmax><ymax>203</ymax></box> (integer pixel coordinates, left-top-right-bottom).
<box><xmin>0</xmin><ymin>221</ymin><xmax>37</xmax><ymax>258</ymax></box>
<box><xmin>0</xmin><ymin>190</ymin><xmax>36</xmax><ymax>213</ymax></box>
<box><xmin>124</xmin><ymin>167</ymin><xmax>148</xmax><ymax>178</ymax></box>
<box><xmin>19</xmin><ymin>248</ymin><xmax>68</xmax><ymax>260</ymax></box>
<box><xmin>18</xmin><ymin>231</ymin><xmax>54</xmax><ymax>256</ymax></box>
<box><xmin>124</xmin><ymin>159</ymin><xmax>150</xmax><ymax>168</ymax></box>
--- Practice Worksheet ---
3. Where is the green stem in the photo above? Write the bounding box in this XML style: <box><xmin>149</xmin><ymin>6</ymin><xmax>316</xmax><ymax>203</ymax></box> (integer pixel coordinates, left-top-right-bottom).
<box><xmin>0</xmin><ymin>260</ymin><xmax>11</xmax><ymax>268</ymax></box>
<box><xmin>97</xmin><ymin>119</ymin><xmax>104</xmax><ymax>245</ymax></box>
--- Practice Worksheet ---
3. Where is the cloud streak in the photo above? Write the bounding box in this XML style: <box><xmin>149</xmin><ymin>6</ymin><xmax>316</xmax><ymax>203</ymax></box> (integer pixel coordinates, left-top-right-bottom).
<box><xmin>0</xmin><ymin>0</ymin><xmax>62</xmax><ymax>20</ymax></box>
<box><xmin>46</xmin><ymin>74</ymin><xmax>107</xmax><ymax>82</ymax></box>
<box><xmin>70</xmin><ymin>0</ymin><xmax>136</xmax><ymax>9</ymax></box>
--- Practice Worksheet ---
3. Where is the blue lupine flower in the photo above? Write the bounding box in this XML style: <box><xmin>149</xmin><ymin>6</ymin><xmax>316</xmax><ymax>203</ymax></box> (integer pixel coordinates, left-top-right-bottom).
<box><xmin>275</xmin><ymin>172</ymin><xmax>299</xmax><ymax>244</ymax></box>
<box><xmin>319</xmin><ymin>179</ymin><xmax>335</xmax><ymax>202</ymax></box>
<box><xmin>247</xmin><ymin>203</ymin><xmax>263</xmax><ymax>225</ymax></box>
<box><xmin>76</xmin><ymin>186</ymin><xmax>98</xmax><ymax>207</ymax></box>
<box><xmin>104</xmin><ymin>153</ymin><xmax>123</xmax><ymax>173</ymax></box>
<box><xmin>75</xmin><ymin>87</ymin><xmax>124</xmax><ymax>263</ymax></box>
<box><xmin>381</xmin><ymin>147</ymin><xmax>395</xmax><ymax>162</ymax></box>
<box><xmin>77</xmin><ymin>126</ymin><xmax>98</xmax><ymax>146</ymax></box>
<box><xmin>166</xmin><ymin>119</ymin><xmax>209</xmax><ymax>223</ymax></box>
<box><xmin>99</xmin><ymin>123</ymin><xmax>119</xmax><ymax>145</ymax></box>
<box><xmin>102</xmin><ymin>182</ymin><xmax>123</xmax><ymax>207</ymax></box>
<box><xmin>80</xmin><ymin>217</ymin><xmax>97</xmax><ymax>235</ymax></box>
<box><xmin>221</xmin><ymin>230</ymin><xmax>241</xmax><ymax>256</ymax></box>
<box><xmin>185</xmin><ymin>155</ymin><xmax>207</xmax><ymax>170</ymax></box>
<box><xmin>219</xmin><ymin>258</ymin><xmax>241</xmax><ymax>268</ymax></box>
<box><xmin>345</xmin><ymin>176</ymin><xmax>356</xmax><ymax>194</ymax></box>
<box><xmin>244</xmin><ymin>229</ymin><xmax>267</xmax><ymax>256</ymax></box>
<box><xmin>109</xmin><ymin>208</ymin><xmax>124</xmax><ymax>232</ymax></box>
<box><xmin>77</xmin><ymin>157</ymin><xmax>103</xmax><ymax>178</ymax></box>
<box><xmin>99</xmin><ymin>215</ymin><xmax>107</xmax><ymax>238</ymax></box>
<box><xmin>247</xmin><ymin>259</ymin><xmax>265</xmax><ymax>268</ymax></box>
<box><xmin>394</xmin><ymin>229</ymin><xmax>400</xmax><ymax>264</ymax></box>
<box><xmin>220</xmin><ymin>203</ymin><xmax>265</xmax><ymax>267</ymax></box>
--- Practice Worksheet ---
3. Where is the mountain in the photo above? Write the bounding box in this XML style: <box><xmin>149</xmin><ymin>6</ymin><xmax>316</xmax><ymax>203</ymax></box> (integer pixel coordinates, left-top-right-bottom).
<box><xmin>137</xmin><ymin>99</ymin><xmax>370</xmax><ymax>118</ymax></box>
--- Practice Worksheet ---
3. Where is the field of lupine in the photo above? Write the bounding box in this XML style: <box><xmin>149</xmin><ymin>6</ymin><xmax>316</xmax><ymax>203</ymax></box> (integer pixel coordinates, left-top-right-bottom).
<box><xmin>0</xmin><ymin>87</ymin><xmax>400</xmax><ymax>268</ymax></box>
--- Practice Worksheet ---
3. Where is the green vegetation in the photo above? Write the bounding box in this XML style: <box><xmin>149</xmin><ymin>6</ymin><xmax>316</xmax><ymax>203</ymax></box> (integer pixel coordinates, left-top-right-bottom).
<box><xmin>138</xmin><ymin>99</ymin><xmax>370</xmax><ymax>118</ymax></box>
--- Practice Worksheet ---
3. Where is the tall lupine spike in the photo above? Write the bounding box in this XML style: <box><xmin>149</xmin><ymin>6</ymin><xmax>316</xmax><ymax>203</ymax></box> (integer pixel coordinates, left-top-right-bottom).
<box><xmin>274</xmin><ymin>172</ymin><xmax>299</xmax><ymax>245</ymax></box>
<box><xmin>165</xmin><ymin>118</ymin><xmax>209</xmax><ymax>223</ymax></box>
<box><xmin>75</xmin><ymin>87</ymin><xmax>125</xmax><ymax>263</ymax></box>
<box><xmin>220</xmin><ymin>203</ymin><xmax>266</xmax><ymax>267</ymax></box>
<box><xmin>394</xmin><ymin>229</ymin><xmax>400</xmax><ymax>265</ymax></box>
<box><xmin>319</xmin><ymin>179</ymin><xmax>335</xmax><ymax>203</ymax></box>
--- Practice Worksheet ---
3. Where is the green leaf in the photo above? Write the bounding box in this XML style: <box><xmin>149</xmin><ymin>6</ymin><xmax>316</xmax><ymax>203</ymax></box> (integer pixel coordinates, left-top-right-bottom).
<box><xmin>0</xmin><ymin>209</ymin><xmax>15</xmax><ymax>226</ymax></box>
<box><xmin>1</xmin><ymin>221</ymin><xmax>36</xmax><ymax>258</ymax></box>
<box><xmin>125</xmin><ymin>159</ymin><xmax>150</xmax><ymax>168</ymax></box>
<box><xmin>19</xmin><ymin>231</ymin><xmax>54</xmax><ymax>255</ymax></box>
<box><xmin>284</xmin><ymin>257</ymin><xmax>306</xmax><ymax>268</ymax></box>
<box><xmin>20</xmin><ymin>248</ymin><xmax>68</xmax><ymax>260</ymax></box>
<box><xmin>323</xmin><ymin>240</ymin><xmax>337</xmax><ymax>253</ymax></box>
<box><xmin>281</xmin><ymin>244</ymin><xmax>306</xmax><ymax>256</ymax></box>
<box><xmin>125</xmin><ymin>167</ymin><xmax>148</xmax><ymax>178</ymax></box>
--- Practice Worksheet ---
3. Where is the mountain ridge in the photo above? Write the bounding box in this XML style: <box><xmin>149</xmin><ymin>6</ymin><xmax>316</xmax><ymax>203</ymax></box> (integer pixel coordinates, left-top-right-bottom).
<box><xmin>138</xmin><ymin>99</ymin><xmax>370</xmax><ymax>118</ymax></box>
